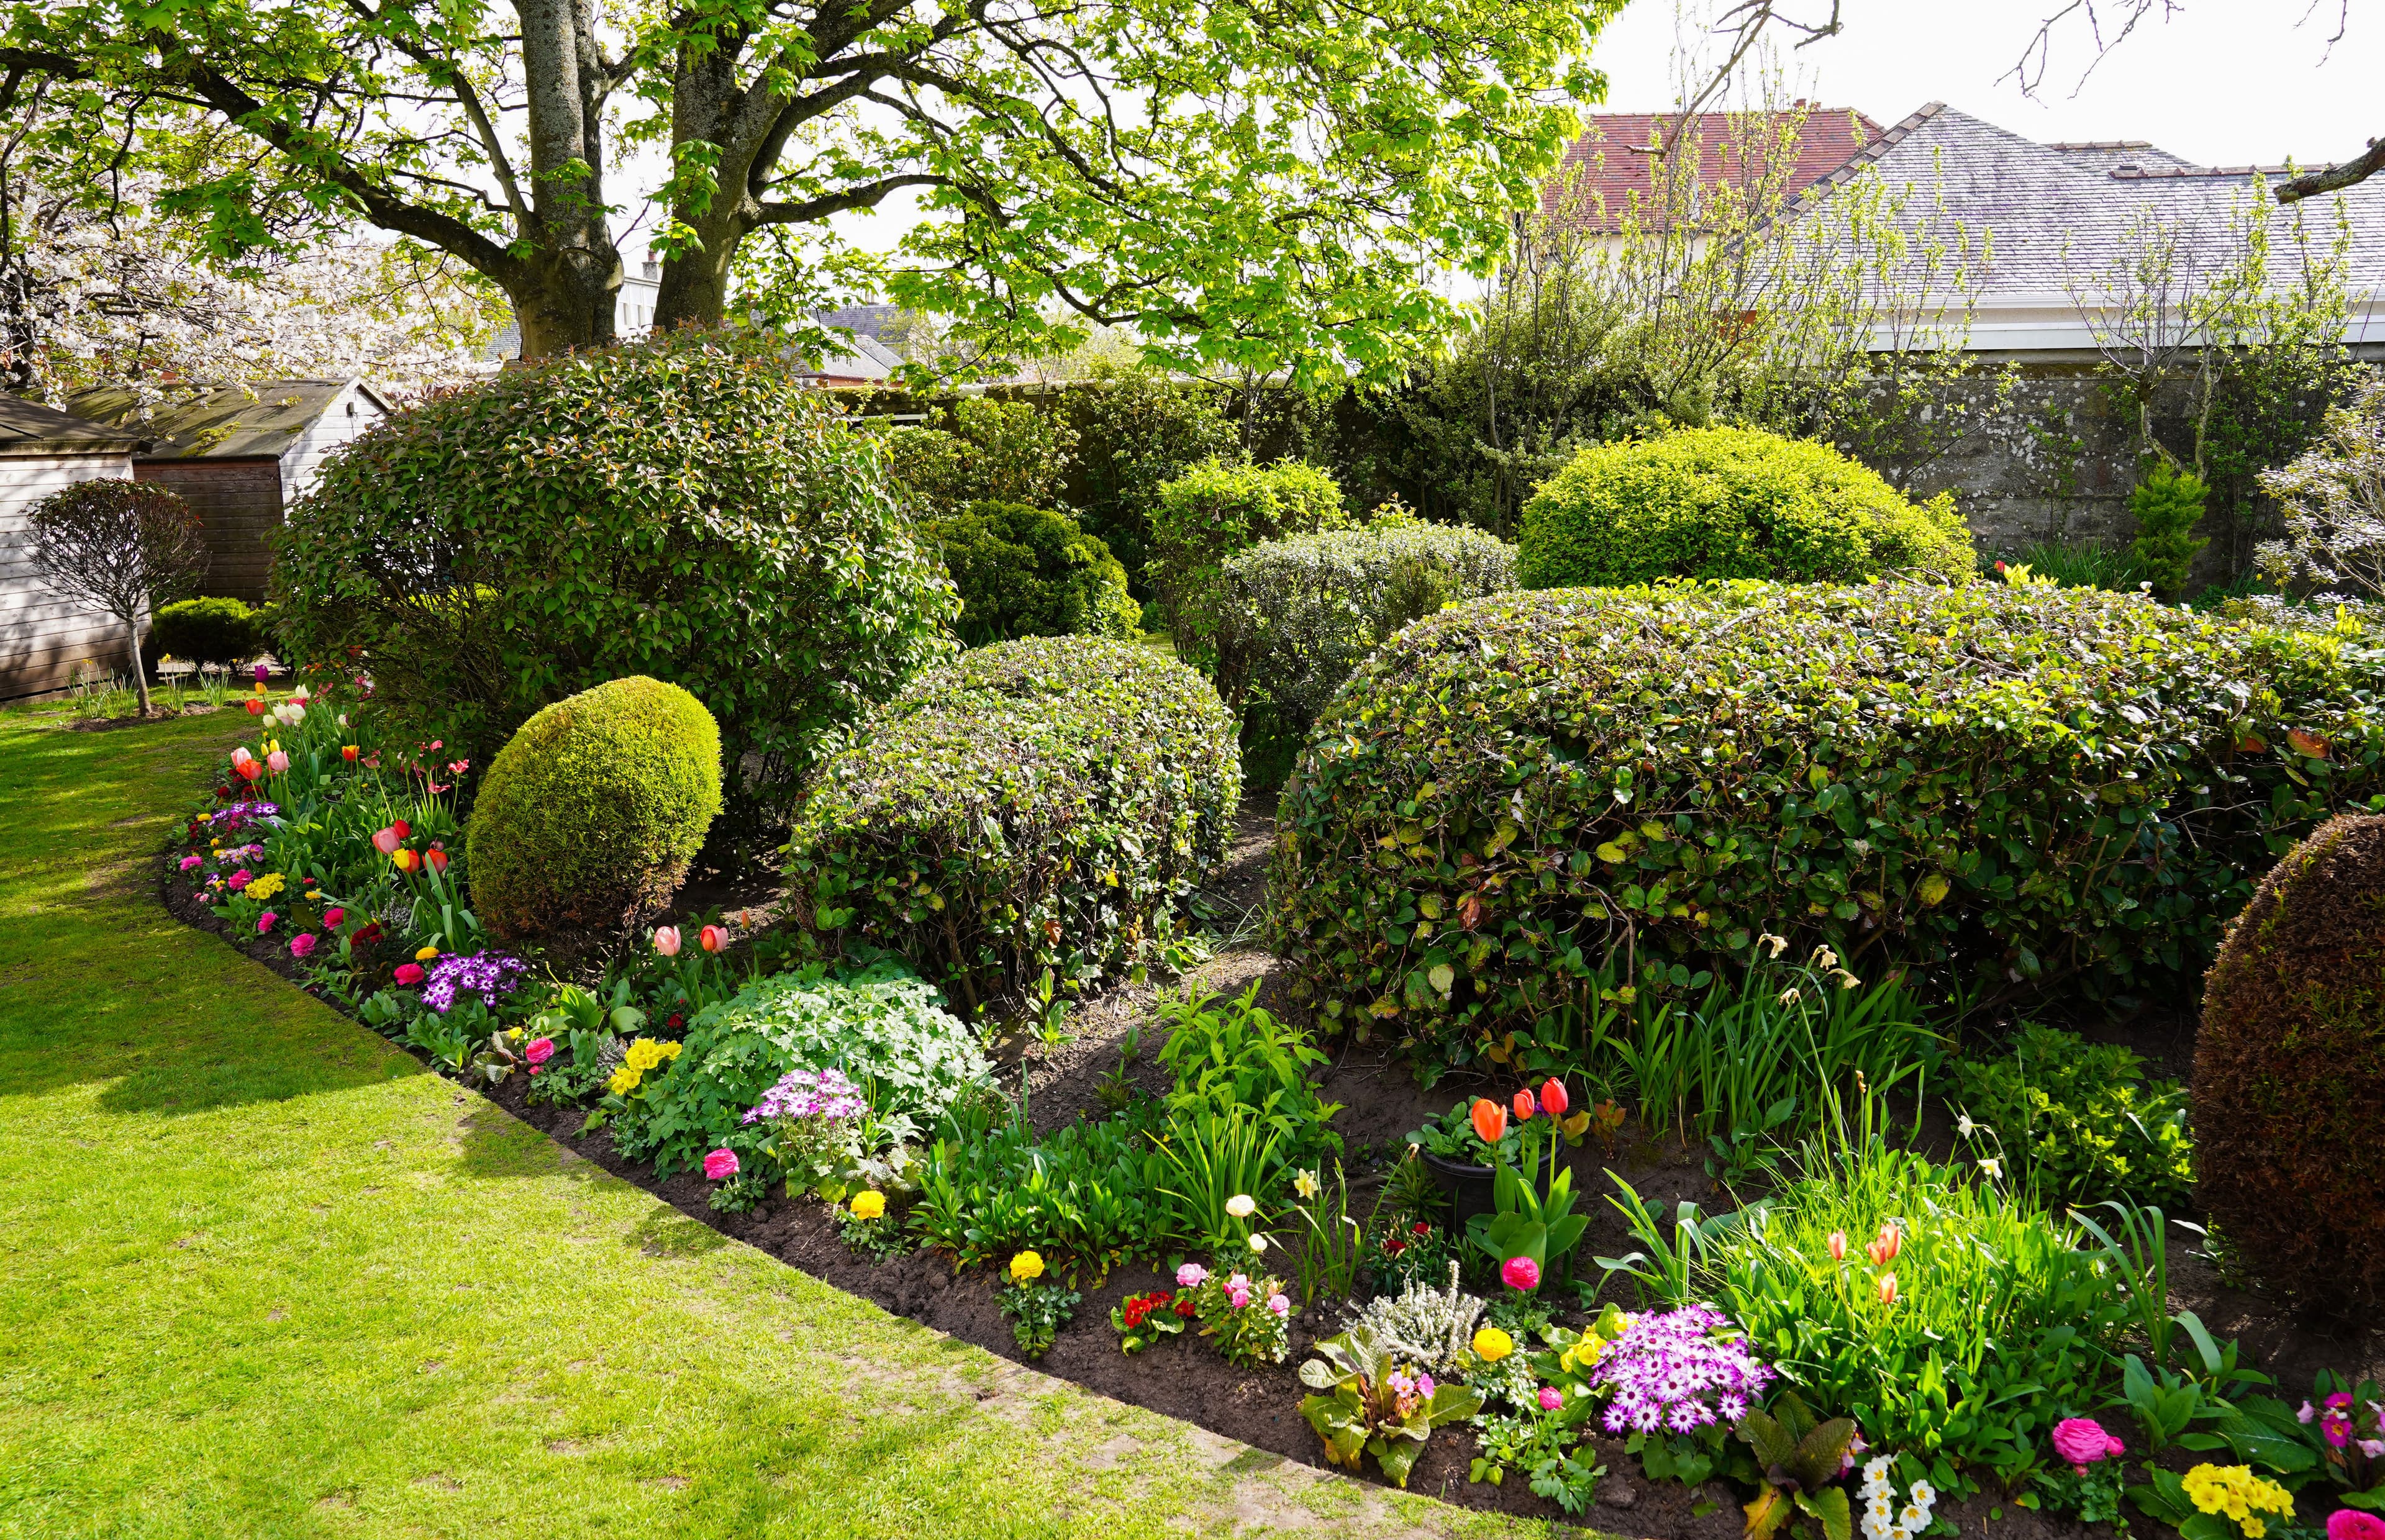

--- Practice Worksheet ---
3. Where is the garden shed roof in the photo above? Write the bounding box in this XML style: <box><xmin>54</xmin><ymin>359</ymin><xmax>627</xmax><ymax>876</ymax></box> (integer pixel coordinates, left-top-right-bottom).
<box><xmin>65</xmin><ymin>379</ymin><xmax>391</xmax><ymax>461</ymax></box>
<box><xmin>0</xmin><ymin>393</ymin><xmax>142</xmax><ymax>456</ymax></box>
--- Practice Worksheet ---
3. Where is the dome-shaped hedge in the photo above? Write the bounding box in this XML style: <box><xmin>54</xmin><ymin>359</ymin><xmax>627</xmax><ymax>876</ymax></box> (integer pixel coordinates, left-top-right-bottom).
<box><xmin>1515</xmin><ymin>427</ymin><xmax>1973</xmax><ymax>589</ymax></box>
<box><xmin>1268</xmin><ymin>581</ymin><xmax>2385</xmax><ymax>1062</ymax></box>
<box><xmin>786</xmin><ymin>635</ymin><xmax>1238</xmax><ymax>1008</ymax></box>
<box><xmin>466</xmin><ymin>676</ymin><xmax>723</xmax><ymax>938</ymax></box>
<box><xmin>925</xmin><ymin>500</ymin><xmax>1140</xmax><ymax>645</ymax></box>
<box><xmin>2194</xmin><ymin>813</ymin><xmax>2385</xmax><ymax>1315</ymax></box>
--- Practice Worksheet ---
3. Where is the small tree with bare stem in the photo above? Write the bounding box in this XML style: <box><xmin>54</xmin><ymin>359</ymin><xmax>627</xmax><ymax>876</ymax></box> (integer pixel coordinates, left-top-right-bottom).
<box><xmin>29</xmin><ymin>479</ymin><xmax>209</xmax><ymax>715</ymax></box>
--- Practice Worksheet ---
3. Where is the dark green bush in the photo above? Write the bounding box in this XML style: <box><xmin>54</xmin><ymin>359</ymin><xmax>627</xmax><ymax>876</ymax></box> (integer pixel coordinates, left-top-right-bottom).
<box><xmin>1268</xmin><ymin>581</ymin><xmax>2385</xmax><ymax>1064</ymax></box>
<box><xmin>272</xmin><ymin>329</ymin><xmax>958</xmax><ymax>806</ymax></box>
<box><xmin>925</xmin><ymin>501</ymin><xmax>1139</xmax><ymax>645</ymax></box>
<box><xmin>1515</xmin><ymin>427</ymin><xmax>1973</xmax><ymax>590</ymax></box>
<box><xmin>2195</xmin><ymin>813</ymin><xmax>2385</xmax><ymax>1315</ymax></box>
<box><xmin>1073</xmin><ymin>365</ymin><xmax>1240</xmax><ymax>586</ymax></box>
<box><xmin>1948</xmin><ymin>1025</ymin><xmax>2193</xmax><ymax>1209</ymax></box>
<box><xmin>879</xmin><ymin>396</ymin><xmax>1078</xmax><ymax>519</ymax></box>
<box><xmin>786</xmin><ymin>635</ymin><xmax>1239</xmax><ymax>1010</ymax></box>
<box><xmin>466</xmin><ymin>676</ymin><xmax>722</xmax><ymax>938</ymax></box>
<box><xmin>149</xmin><ymin>596</ymin><xmax>264</xmax><ymax>665</ymax></box>
<box><xmin>1149</xmin><ymin>458</ymin><xmax>1351</xmax><ymax>659</ymax></box>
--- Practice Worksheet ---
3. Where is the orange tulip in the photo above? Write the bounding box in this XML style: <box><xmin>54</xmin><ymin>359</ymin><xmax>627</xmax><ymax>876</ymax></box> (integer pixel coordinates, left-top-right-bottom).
<box><xmin>342</xmin><ymin>744</ymin><xmax>360</xmax><ymax>763</ymax></box>
<box><xmin>1470</xmin><ymin>1098</ymin><xmax>1507</xmax><ymax>1146</ymax></box>
<box><xmin>1876</xmin><ymin>1272</ymin><xmax>1899</xmax><ymax>1305</ymax></box>
<box><xmin>425</xmin><ymin>847</ymin><xmax>450</xmax><ymax>874</ymax></box>
<box><xmin>1512</xmin><ymin>1089</ymin><xmax>1536</xmax><ymax>1124</ymax></box>
<box><xmin>1540</xmin><ymin>1079</ymin><xmax>1568</xmax><ymax>1118</ymax></box>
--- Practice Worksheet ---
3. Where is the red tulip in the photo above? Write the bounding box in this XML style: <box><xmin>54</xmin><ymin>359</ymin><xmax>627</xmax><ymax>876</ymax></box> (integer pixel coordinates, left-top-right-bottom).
<box><xmin>425</xmin><ymin>847</ymin><xmax>450</xmax><ymax>874</ymax></box>
<box><xmin>1470</xmin><ymin>1098</ymin><xmax>1507</xmax><ymax>1146</ymax></box>
<box><xmin>699</xmin><ymin>923</ymin><xmax>727</xmax><ymax>953</ymax></box>
<box><xmin>1540</xmin><ymin>1079</ymin><xmax>1568</xmax><ymax>1118</ymax></box>
<box><xmin>1512</xmin><ymin>1089</ymin><xmax>1536</xmax><ymax>1124</ymax></box>
<box><xmin>342</xmin><ymin>744</ymin><xmax>360</xmax><ymax>763</ymax></box>
<box><xmin>244</xmin><ymin>698</ymin><xmax>265</xmax><ymax>716</ymax></box>
<box><xmin>391</xmin><ymin>818</ymin><xmax>411</xmax><ymax>839</ymax></box>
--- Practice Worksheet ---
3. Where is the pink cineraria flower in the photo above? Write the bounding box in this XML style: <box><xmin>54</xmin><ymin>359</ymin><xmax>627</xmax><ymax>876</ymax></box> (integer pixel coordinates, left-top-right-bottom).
<box><xmin>702</xmin><ymin>1148</ymin><xmax>740</xmax><ymax>1181</ymax></box>
<box><xmin>289</xmin><ymin>933</ymin><xmax>317</xmax><ymax>959</ymax></box>
<box><xmin>1176</xmin><ymin>1262</ymin><xmax>1208</xmax><ymax>1289</ymax></box>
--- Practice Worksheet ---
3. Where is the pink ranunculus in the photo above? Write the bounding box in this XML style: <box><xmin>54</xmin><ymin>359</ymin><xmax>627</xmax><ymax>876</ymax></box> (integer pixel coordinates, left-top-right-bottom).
<box><xmin>525</xmin><ymin>1038</ymin><xmax>555</xmax><ymax>1066</ymax></box>
<box><xmin>703</xmin><ymin>1148</ymin><xmax>740</xmax><ymax>1182</ymax></box>
<box><xmin>1502</xmin><ymin>1255</ymin><xmax>1541</xmax><ymax>1292</ymax></box>
<box><xmin>1227</xmin><ymin>1289</ymin><xmax>1251</xmax><ymax>1309</ymax></box>
<box><xmin>322</xmin><ymin>907</ymin><xmax>345</xmax><ymax>928</ymax></box>
<box><xmin>653</xmin><ymin>925</ymin><xmax>682</xmax><ymax>956</ymax></box>
<box><xmin>2051</xmin><ymin>1418</ymin><xmax>2121</xmax><ymax>1473</ymax></box>
<box><xmin>257</xmin><ymin>911</ymin><xmax>278</xmax><ymax>933</ymax></box>
<box><xmin>2328</xmin><ymin>1513</ymin><xmax>2385</xmax><ymax>1540</ymax></box>
<box><xmin>289</xmin><ymin>932</ymin><xmax>317</xmax><ymax>958</ymax></box>
<box><xmin>266</xmin><ymin>750</ymin><xmax>290</xmax><ymax>776</ymax></box>
<box><xmin>1175</xmin><ymin>1262</ymin><xmax>1208</xmax><ymax>1289</ymax></box>
<box><xmin>393</xmin><ymin>962</ymin><xmax>425</xmax><ymax>986</ymax></box>
<box><xmin>179</xmin><ymin>854</ymin><xmax>202</xmax><ymax>871</ymax></box>
<box><xmin>1538</xmin><ymin>1387</ymin><xmax>1564</xmax><ymax>1412</ymax></box>
<box><xmin>229</xmin><ymin>869</ymin><xmax>253</xmax><ymax>891</ymax></box>
<box><xmin>371</xmin><ymin>826</ymin><xmax>401</xmax><ymax>856</ymax></box>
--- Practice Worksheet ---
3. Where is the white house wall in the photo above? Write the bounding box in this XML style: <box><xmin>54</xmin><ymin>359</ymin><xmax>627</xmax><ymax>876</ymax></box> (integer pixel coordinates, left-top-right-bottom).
<box><xmin>0</xmin><ymin>453</ymin><xmax>139</xmax><ymax>700</ymax></box>
<box><xmin>278</xmin><ymin>380</ymin><xmax>389</xmax><ymax>505</ymax></box>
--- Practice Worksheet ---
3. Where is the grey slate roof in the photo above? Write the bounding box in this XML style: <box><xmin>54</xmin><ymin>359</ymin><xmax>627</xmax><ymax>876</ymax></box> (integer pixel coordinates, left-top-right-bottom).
<box><xmin>66</xmin><ymin>379</ymin><xmax>386</xmax><ymax>460</ymax></box>
<box><xmin>1792</xmin><ymin>102</ymin><xmax>2385</xmax><ymax>299</ymax></box>
<box><xmin>0</xmin><ymin>393</ymin><xmax>141</xmax><ymax>456</ymax></box>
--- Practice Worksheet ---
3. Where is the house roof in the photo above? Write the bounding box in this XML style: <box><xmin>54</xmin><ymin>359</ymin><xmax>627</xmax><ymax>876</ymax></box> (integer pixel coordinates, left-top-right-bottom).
<box><xmin>0</xmin><ymin>393</ymin><xmax>142</xmax><ymax>456</ymax></box>
<box><xmin>66</xmin><ymin>379</ymin><xmax>387</xmax><ymax>461</ymax></box>
<box><xmin>1546</xmin><ymin>106</ymin><xmax>1884</xmax><ymax>225</ymax></box>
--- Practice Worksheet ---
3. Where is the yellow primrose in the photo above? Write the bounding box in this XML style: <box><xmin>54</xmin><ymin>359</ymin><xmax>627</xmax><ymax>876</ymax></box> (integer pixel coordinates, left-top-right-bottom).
<box><xmin>849</xmin><ymin>1191</ymin><xmax>886</xmax><ymax>1221</ymax></box>
<box><xmin>1009</xmin><ymin>1251</ymin><xmax>1045</xmax><ymax>1284</ymax></box>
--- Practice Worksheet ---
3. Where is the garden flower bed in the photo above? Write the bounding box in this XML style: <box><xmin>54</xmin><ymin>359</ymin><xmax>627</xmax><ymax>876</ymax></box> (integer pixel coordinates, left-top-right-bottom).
<box><xmin>153</xmin><ymin>678</ymin><xmax>2385</xmax><ymax>1537</ymax></box>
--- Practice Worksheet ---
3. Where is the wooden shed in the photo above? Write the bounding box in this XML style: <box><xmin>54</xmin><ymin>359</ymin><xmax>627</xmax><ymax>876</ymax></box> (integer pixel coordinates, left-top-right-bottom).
<box><xmin>0</xmin><ymin>396</ymin><xmax>143</xmax><ymax>701</ymax></box>
<box><xmin>68</xmin><ymin>378</ymin><xmax>391</xmax><ymax>604</ymax></box>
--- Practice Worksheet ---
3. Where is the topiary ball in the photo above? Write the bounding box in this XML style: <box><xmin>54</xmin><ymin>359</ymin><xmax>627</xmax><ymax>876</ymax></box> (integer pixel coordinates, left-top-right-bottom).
<box><xmin>465</xmin><ymin>676</ymin><xmax>724</xmax><ymax>938</ymax></box>
<box><xmin>1515</xmin><ymin>426</ymin><xmax>1974</xmax><ymax>589</ymax></box>
<box><xmin>2194</xmin><ymin>812</ymin><xmax>2385</xmax><ymax>1316</ymax></box>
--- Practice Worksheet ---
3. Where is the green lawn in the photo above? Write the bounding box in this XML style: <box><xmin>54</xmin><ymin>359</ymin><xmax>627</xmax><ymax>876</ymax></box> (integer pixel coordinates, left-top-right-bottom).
<box><xmin>0</xmin><ymin>705</ymin><xmax>1550</xmax><ymax>1540</ymax></box>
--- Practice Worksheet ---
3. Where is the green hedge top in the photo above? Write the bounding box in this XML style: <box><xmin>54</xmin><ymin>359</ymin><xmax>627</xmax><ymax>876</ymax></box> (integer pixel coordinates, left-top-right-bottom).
<box><xmin>1268</xmin><ymin>581</ymin><xmax>2385</xmax><ymax>1061</ymax></box>
<box><xmin>1515</xmin><ymin>427</ymin><xmax>1974</xmax><ymax>589</ymax></box>
<box><xmin>787</xmin><ymin>635</ymin><xmax>1240</xmax><ymax>1009</ymax></box>
<box><xmin>924</xmin><ymin>500</ymin><xmax>1139</xmax><ymax>645</ymax></box>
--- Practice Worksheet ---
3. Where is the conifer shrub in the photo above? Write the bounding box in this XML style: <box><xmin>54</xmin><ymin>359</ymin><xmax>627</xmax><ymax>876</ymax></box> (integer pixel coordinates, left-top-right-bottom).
<box><xmin>1515</xmin><ymin>427</ymin><xmax>1973</xmax><ymax>590</ymax></box>
<box><xmin>1268</xmin><ymin>581</ymin><xmax>2385</xmax><ymax>1066</ymax></box>
<box><xmin>786</xmin><ymin>636</ymin><xmax>1238</xmax><ymax>1010</ymax></box>
<box><xmin>2127</xmin><ymin>461</ymin><xmax>2212</xmax><ymax>599</ymax></box>
<box><xmin>2194</xmin><ymin>813</ymin><xmax>2385</xmax><ymax>1315</ymax></box>
<box><xmin>148</xmin><ymin>597</ymin><xmax>266</xmax><ymax>665</ymax></box>
<box><xmin>466</xmin><ymin>676</ymin><xmax>723</xmax><ymax>938</ymax></box>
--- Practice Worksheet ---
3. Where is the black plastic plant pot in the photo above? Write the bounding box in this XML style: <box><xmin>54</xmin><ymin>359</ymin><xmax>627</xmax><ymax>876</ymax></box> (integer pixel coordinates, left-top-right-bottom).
<box><xmin>1418</xmin><ymin>1148</ymin><xmax>1498</xmax><ymax>1237</ymax></box>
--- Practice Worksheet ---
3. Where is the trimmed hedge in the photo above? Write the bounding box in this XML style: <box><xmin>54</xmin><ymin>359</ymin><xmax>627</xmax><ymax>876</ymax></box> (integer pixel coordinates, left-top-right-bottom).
<box><xmin>925</xmin><ymin>500</ymin><xmax>1140</xmax><ymax>645</ymax></box>
<box><xmin>1150</xmin><ymin>458</ymin><xmax>1351</xmax><ymax>659</ymax></box>
<box><xmin>1214</xmin><ymin>521</ymin><xmax>1517</xmax><ymax>728</ymax></box>
<box><xmin>2195</xmin><ymin>813</ymin><xmax>2385</xmax><ymax>1315</ymax></box>
<box><xmin>786</xmin><ymin>635</ymin><xmax>1240</xmax><ymax>1009</ymax></box>
<box><xmin>272</xmin><ymin>329</ymin><xmax>958</xmax><ymax>806</ymax></box>
<box><xmin>148</xmin><ymin>597</ymin><xmax>265</xmax><ymax>666</ymax></box>
<box><xmin>1515</xmin><ymin>428</ymin><xmax>1973</xmax><ymax>589</ymax></box>
<box><xmin>466</xmin><ymin>676</ymin><xmax>723</xmax><ymax>938</ymax></box>
<box><xmin>1267</xmin><ymin>581</ymin><xmax>2385</xmax><ymax>1064</ymax></box>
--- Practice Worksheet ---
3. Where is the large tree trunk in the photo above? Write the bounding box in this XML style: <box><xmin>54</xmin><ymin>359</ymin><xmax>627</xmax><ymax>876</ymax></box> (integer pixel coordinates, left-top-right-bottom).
<box><xmin>513</xmin><ymin>0</ymin><xmax>620</xmax><ymax>356</ymax></box>
<box><xmin>651</xmin><ymin>43</ymin><xmax>753</xmax><ymax>334</ymax></box>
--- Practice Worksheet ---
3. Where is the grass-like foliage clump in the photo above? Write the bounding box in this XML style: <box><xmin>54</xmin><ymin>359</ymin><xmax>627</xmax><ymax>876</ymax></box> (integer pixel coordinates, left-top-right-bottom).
<box><xmin>1269</xmin><ymin>581</ymin><xmax>2385</xmax><ymax>1063</ymax></box>
<box><xmin>787</xmin><ymin>635</ymin><xmax>1239</xmax><ymax>1010</ymax></box>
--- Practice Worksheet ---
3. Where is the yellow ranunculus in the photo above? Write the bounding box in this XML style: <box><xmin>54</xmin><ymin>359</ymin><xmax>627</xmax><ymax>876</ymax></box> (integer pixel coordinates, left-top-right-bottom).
<box><xmin>1009</xmin><ymin>1251</ymin><xmax>1045</xmax><ymax>1284</ymax></box>
<box><xmin>1471</xmin><ymin>1326</ymin><xmax>1514</xmax><ymax>1362</ymax></box>
<box><xmin>415</xmin><ymin>945</ymin><xmax>440</xmax><ymax>961</ymax></box>
<box><xmin>849</xmin><ymin>1191</ymin><xmax>886</xmax><ymax>1221</ymax></box>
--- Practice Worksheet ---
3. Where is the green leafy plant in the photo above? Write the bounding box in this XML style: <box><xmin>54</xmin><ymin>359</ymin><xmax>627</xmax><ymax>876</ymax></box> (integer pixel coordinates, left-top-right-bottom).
<box><xmin>1156</xmin><ymin>1106</ymin><xmax>1291</xmax><ymax>1251</ymax></box>
<box><xmin>1467</xmin><ymin>1159</ymin><xmax>1589</xmax><ymax>1287</ymax></box>
<box><xmin>910</xmin><ymin>1099</ymin><xmax>1174</xmax><ymax>1270</ymax></box>
<box><xmin>1149</xmin><ymin>458</ymin><xmax>1350</xmax><ymax>660</ymax></box>
<box><xmin>1515</xmin><ymin>427</ymin><xmax>1973</xmax><ymax>591</ymax></box>
<box><xmin>1951</xmin><ymin>1025</ymin><xmax>2193</xmax><ymax>1210</ymax></box>
<box><xmin>1270</xmin><ymin>579</ymin><xmax>2385</xmax><ymax>1059</ymax></box>
<box><xmin>1156</xmin><ymin>985</ymin><xmax>1340</xmax><ymax>1157</ymax></box>
<box><xmin>1999</xmin><ymin>540</ymin><xmax>2153</xmax><ymax>593</ymax></box>
<box><xmin>1285</xmin><ymin>1162</ymin><xmax>1367</xmax><ymax>1305</ymax></box>
<box><xmin>148</xmin><ymin>596</ymin><xmax>266</xmax><ymax>666</ymax></box>
<box><xmin>2130</xmin><ymin>460</ymin><xmax>2212</xmax><ymax>599</ymax></box>
<box><xmin>1738</xmin><ymin>1390</ymin><xmax>1863</xmax><ymax>1540</ymax></box>
<box><xmin>924</xmin><ymin>500</ymin><xmax>1139</xmax><ymax>645</ymax></box>
<box><xmin>1297</xmin><ymin>1325</ymin><xmax>1484</xmax><ymax>1488</ymax></box>
<box><xmin>996</xmin><ymin>1270</ymin><xmax>1081</xmax><ymax>1359</ymax></box>
<box><xmin>788</xmin><ymin>635</ymin><xmax>1239</xmax><ymax>1012</ymax></box>
<box><xmin>881</xmin><ymin>396</ymin><xmax>1079</xmax><ymax>519</ymax></box>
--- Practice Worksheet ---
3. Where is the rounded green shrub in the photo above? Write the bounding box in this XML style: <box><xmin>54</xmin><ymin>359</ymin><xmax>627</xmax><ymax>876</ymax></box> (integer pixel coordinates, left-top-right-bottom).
<box><xmin>925</xmin><ymin>501</ymin><xmax>1140</xmax><ymax>645</ymax></box>
<box><xmin>1150</xmin><ymin>458</ymin><xmax>1352</xmax><ymax>659</ymax></box>
<box><xmin>466</xmin><ymin>676</ymin><xmax>723</xmax><ymax>938</ymax></box>
<box><xmin>1268</xmin><ymin>581</ymin><xmax>2385</xmax><ymax>1064</ymax></box>
<box><xmin>148</xmin><ymin>596</ymin><xmax>264</xmax><ymax>665</ymax></box>
<box><xmin>273</xmin><ymin>328</ymin><xmax>958</xmax><ymax>807</ymax></box>
<box><xmin>2194</xmin><ymin>812</ymin><xmax>2385</xmax><ymax>1316</ymax></box>
<box><xmin>787</xmin><ymin>635</ymin><xmax>1239</xmax><ymax>1010</ymax></box>
<box><xmin>1515</xmin><ymin>427</ymin><xmax>1973</xmax><ymax>589</ymax></box>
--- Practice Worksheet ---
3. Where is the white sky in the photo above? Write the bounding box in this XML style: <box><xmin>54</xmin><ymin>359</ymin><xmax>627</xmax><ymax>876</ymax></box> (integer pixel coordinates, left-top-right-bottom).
<box><xmin>1588</xmin><ymin>0</ymin><xmax>2381</xmax><ymax>169</ymax></box>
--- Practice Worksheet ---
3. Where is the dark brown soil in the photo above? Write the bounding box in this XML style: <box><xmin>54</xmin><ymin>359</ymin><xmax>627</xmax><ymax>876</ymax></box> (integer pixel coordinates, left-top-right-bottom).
<box><xmin>153</xmin><ymin>794</ymin><xmax>2385</xmax><ymax>1536</ymax></box>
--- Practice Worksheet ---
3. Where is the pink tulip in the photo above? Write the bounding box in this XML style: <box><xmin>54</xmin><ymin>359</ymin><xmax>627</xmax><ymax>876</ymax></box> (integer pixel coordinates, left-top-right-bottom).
<box><xmin>699</xmin><ymin>923</ymin><xmax>728</xmax><ymax>954</ymax></box>
<box><xmin>1827</xmin><ymin>1230</ymin><xmax>1848</xmax><ymax>1261</ymax></box>
<box><xmin>1502</xmin><ymin>1256</ymin><xmax>1541</xmax><ymax>1292</ymax></box>
<box><xmin>322</xmin><ymin>907</ymin><xmax>345</xmax><ymax>928</ymax></box>
<box><xmin>702</xmin><ymin>1148</ymin><xmax>740</xmax><ymax>1182</ymax></box>
<box><xmin>371</xmin><ymin>826</ymin><xmax>401</xmax><ymax>856</ymax></box>
<box><xmin>653</xmin><ymin>925</ymin><xmax>682</xmax><ymax>956</ymax></box>
<box><xmin>1538</xmin><ymin>1387</ymin><xmax>1563</xmax><ymax>1411</ymax></box>
<box><xmin>289</xmin><ymin>933</ymin><xmax>317</xmax><ymax>959</ymax></box>
<box><xmin>266</xmin><ymin>750</ymin><xmax>289</xmax><ymax>775</ymax></box>
<box><xmin>525</xmin><ymin>1038</ymin><xmax>555</xmax><ymax>1066</ymax></box>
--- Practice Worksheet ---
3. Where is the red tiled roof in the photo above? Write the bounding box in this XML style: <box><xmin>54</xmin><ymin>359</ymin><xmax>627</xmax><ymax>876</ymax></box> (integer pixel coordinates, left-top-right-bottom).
<box><xmin>1545</xmin><ymin>106</ymin><xmax>1885</xmax><ymax>226</ymax></box>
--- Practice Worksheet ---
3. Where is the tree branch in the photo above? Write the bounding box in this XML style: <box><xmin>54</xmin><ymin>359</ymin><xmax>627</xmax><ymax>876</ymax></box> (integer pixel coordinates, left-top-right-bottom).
<box><xmin>2277</xmin><ymin>135</ymin><xmax>2385</xmax><ymax>204</ymax></box>
<box><xmin>752</xmin><ymin>172</ymin><xmax>949</xmax><ymax>225</ymax></box>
